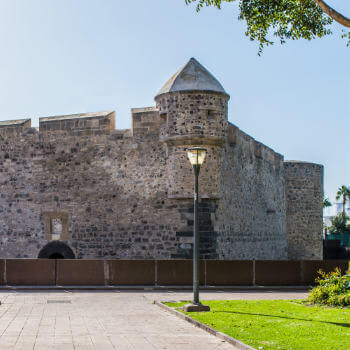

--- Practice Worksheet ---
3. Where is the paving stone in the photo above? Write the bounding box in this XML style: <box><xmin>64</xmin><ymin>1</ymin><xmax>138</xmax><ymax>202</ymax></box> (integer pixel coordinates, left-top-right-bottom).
<box><xmin>0</xmin><ymin>290</ymin><xmax>308</xmax><ymax>350</ymax></box>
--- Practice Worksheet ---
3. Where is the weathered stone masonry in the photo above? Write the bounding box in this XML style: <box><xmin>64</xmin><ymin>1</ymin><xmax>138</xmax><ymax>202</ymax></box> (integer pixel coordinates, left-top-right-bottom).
<box><xmin>0</xmin><ymin>58</ymin><xmax>323</xmax><ymax>260</ymax></box>
<box><xmin>284</xmin><ymin>161</ymin><xmax>323</xmax><ymax>260</ymax></box>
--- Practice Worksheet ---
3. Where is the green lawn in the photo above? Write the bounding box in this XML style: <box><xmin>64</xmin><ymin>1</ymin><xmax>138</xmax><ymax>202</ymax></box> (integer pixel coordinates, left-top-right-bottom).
<box><xmin>165</xmin><ymin>300</ymin><xmax>350</xmax><ymax>350</ymax></box>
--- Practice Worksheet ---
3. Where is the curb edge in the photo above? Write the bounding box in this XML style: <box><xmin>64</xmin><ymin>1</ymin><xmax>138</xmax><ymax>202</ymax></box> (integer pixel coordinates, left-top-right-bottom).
<box><xmin>155</xmin><ymin>301</ymin><xmax>256</xmax><ymax>350</ymax></box>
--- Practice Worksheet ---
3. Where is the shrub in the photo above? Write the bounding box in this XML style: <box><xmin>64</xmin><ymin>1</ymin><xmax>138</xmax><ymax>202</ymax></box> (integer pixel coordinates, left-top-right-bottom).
<box><xmin>307</xmin><ymin>265</ymin><xmax>350</xmax><ymax>307</ymax></box>
<box><xmin>328</xmin><ymin>212</ymin><xmax>350</xmax><ymax>234</ymax></box>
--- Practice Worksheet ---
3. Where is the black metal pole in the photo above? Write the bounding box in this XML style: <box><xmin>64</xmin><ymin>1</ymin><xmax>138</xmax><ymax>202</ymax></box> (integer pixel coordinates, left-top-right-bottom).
<box><xmin>193</xmin><ymin>164</ymin><xmax>200</xmax><ymax>305</ymax></box>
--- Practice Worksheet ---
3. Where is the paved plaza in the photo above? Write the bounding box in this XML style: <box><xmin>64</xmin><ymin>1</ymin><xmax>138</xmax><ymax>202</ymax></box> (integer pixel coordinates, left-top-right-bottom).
<box><xmin>0</xmin><ymin>290</ymin><xmax>308</xmax><ymax>350</ymax></box>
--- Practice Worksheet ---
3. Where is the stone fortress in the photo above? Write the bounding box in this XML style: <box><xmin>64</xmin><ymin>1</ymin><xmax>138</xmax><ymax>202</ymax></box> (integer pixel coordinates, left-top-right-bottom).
<box><xmin>0</xmin><ymin>58</ymin><xmax>323</xmax><ymax>260</ymax></box>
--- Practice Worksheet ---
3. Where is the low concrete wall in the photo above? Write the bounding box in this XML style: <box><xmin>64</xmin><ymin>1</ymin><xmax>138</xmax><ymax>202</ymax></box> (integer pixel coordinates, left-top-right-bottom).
<box><xmin>301</xmin><ymin>260</ymin><xmax>349</xmax><ymax>285</ymax></box>
<box><xmin>206</xmin><ymin>260</ymin><xmax>253</xmax><ymax>285</ymax></box>
<box><xmin>108</xmin><ymin>260</ymin><xmax>155</xmax><ymax>285</ymax></box>
<box><xmin>1</xmin><ymin>259</ymin><xmax>349</xmax><ymax>286</ymax></box>
<box><xmin>255</xmin><ymin>261</ymin><xmax>301</xmax><ymax>286</ymax></box>
<box><xmin>56</xmin><ymin>260</ymin><xmax>105</xmax><ymax>285</ymax></box>
<box><xmin>0</xmin><ymin>260</ymin><xmax>4</xmax><ymax>285</ymax></box>
<box><xmin>157</xmin><ymin>260</ymin><xmax>205</xmax><ymax>285</ymax></box>
<box><xmin>6</xmin><ymin>259</ymin><xmax>55</xmax><ymax>285</ymax></box>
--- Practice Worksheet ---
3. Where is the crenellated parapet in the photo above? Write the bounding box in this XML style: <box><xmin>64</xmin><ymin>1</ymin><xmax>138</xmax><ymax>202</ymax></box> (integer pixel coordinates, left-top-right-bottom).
<box><xmin>0</xmin><ymin>111</ymin><xmax>117</xmax><ymax>139</ymax></box>
<box><xmin>0</xmin><ymin>119</ymin><xmax>31</xmax><ymax>138</ymax></box>
<box><xmin>0</xmin><ymin>108</ymin><xmax>163</xmax><ymax>141</ymax></box>
<box><xmin>131</xmin><ymin>107</ymin><xmax>159</xmax><ymax>138</ymax></box>
<box><xmin>39</xmin><ymin>111</ymin><xmax>115</xmax><ymax>136</ymax></box>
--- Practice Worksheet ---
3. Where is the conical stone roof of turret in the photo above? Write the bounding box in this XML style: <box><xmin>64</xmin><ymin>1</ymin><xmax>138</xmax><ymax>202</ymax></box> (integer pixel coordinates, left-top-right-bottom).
<box><xmin>156</xmin><ymin>57</ymin><xmax>228</xmax><ymax>97</ymax></box>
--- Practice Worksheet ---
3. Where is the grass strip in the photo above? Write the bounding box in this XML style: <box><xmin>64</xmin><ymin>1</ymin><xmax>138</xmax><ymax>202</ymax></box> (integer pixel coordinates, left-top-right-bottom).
<box><xmin>164</xmin><ymin>300</ymin><xmax>350</xmax><ymax>350</ymax></box>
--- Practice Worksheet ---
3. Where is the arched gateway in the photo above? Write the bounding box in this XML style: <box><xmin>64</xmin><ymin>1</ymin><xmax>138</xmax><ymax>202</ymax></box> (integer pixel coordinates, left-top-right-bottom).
<box><xmin>38</xmin><ymin>241</ymin><xmax>75</xmax><ymax>259</ymax></box>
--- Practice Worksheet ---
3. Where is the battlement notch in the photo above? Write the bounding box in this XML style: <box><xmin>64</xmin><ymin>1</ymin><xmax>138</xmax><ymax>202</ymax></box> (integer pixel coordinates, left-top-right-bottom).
<box><xmin>131</xmin><ymin>107</ymin><xmax>159</xmax><ymax>138</ymax></box>
<box><xmin>0</xmin><ymin>119</ymin><xmax>31</xmax><ymax>137</ymax></box>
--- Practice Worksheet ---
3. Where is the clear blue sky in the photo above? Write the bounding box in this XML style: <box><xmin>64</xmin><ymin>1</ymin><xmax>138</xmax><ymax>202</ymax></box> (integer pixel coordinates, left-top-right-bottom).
<box><xmin>0</xmin><ymin>0</ymin><xmax>349</xmax><ymax>202</ymax></box>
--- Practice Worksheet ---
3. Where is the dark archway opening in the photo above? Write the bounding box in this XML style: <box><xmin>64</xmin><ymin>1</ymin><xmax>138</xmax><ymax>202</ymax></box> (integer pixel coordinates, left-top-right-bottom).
<box><xmin>49</xmin><ymin>252</ymin><xmax>64</xmax><ymax>259</ymax></box>
<box><xmin>38</xmin><ymin>241</ymin><xmax>75</xmax><ymax>259</ymax></box>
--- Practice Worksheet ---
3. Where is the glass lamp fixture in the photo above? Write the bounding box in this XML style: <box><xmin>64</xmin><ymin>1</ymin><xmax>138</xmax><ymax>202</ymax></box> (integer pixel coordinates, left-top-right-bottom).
<box><xmin>186</xmin><ymin>147</ymin><xmax>207</xmax><ymax>166</ymax></box>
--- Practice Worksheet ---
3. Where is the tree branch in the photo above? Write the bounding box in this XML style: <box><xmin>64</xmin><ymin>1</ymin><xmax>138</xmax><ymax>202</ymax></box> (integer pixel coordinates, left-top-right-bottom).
<box><xmin>313</xmin><ymin>0</ymin><xmax>350</xmax><ymax>27</ymax></box>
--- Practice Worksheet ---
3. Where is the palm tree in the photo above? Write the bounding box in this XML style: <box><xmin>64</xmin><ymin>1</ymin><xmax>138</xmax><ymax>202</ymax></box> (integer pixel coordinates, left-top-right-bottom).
<box><xmin>335</xmin><ymin>185</ymin><xmax>350</xmax><ymax>213</ymax></box>
<box><xmin>323</xmin><ymin>197</ymin><xmax>332</xmax><ymax>208</ymax></box>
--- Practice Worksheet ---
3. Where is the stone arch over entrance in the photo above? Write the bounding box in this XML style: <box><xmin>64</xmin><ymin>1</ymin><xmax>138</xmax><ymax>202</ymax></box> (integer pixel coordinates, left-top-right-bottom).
<box><xmin>38</xmin><ymin>241</ymin><xmax>75</xmax><ymax>259</ymax></box>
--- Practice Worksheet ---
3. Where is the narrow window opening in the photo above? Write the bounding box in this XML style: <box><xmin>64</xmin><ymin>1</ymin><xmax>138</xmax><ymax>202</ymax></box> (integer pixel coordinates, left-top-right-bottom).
<box><xmin>160</xmin><ymin>113</ymin><xmax>167</xmax><ymax>125</ymax></box>
<box><xmin>51</xmin><ymin>218</ymin><xmax>62</xmax><ymax>240</ymax></box>
<box><xmin>207</xmin><ymin>110</ymin><xmax>216</xmax><ymax>120</ymax></box>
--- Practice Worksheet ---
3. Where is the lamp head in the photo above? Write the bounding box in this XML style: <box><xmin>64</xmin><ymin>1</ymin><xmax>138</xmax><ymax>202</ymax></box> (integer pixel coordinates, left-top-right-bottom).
<box><xmin>186</xmin><ymin>147</ymin><xmax>207</xmax><ymax>166</ymax></box>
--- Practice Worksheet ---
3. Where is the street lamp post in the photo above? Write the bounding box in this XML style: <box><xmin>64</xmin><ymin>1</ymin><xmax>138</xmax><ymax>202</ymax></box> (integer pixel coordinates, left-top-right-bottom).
<box><xmin>183</xmin><ymin>147</ymin><xmax>210</xmax><ymax>312</ymax></box>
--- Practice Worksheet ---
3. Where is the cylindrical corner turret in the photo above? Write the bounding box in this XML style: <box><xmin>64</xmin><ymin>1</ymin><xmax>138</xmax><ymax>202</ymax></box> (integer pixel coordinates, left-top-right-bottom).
<box><xmin>284</xmin><ymin>161</ymin><xmax>323</xmax><ymax>260</ymax></box>
<box><xmin>154</xmin><ymin>58</ymin><xmax>230</xmax><ymax>145</ymax></box>
<box><xmin>154</xmin><ymin>58</ymin><xmax>229</xmax><ymax>199</ymax></box>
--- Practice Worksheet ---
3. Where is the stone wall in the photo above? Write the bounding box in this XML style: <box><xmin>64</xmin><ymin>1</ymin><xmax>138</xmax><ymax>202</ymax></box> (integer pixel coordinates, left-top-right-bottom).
<box><xmin>0</xmin><ymin>113</ymin><xmax>162</xmax><ymax>258</ymax></box>
<box><xmin>215</xmin><ymin>123</ymin><xmax>288</xmax><ymax>259</ymax></box>
<box><xmin>0</xmin><ymin>119</ymin><xmax>31</xmax><ymax>138</ymax></box>
<box><xmin>0</xmin><ymin>58</ymin><xmax>324</xmax><ymax>260</ymax></box>
<box><xmin>0</xmin><ymin>103</ymin><xmax>323</xmax><ymax>259</ymax></box>
<box><xmin>39</xmin><ymin>111</ymin><xmax>115</xmax><ymax>136</ymax></box>
<box><xmin>284</xmin><ymin>161</ymin><xmax>323</xmax><ymax>260</ymax></box>
<box><xmin>155</xmin><ymin>91</ymin><xmax>227</xmax><ymax>200</ymax></box>
<box><xmin>0</xmin><ymin>110</ymin><xmax>222</xmax><ymax>259</ymax></box>
<box><xmin>131</xmin><ymin>107</ymin><xmax>159</xmax><ymax>139</ymax></box>
<box><xmin>155</xmin><ymin>91</ymin><xmax>229</xmax><ymax>143</ymax></box>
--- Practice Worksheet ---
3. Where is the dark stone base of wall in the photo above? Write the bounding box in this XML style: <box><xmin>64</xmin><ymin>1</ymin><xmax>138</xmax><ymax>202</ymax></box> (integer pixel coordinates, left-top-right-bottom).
<box><xmin>174</xmin><ymin>200</ymin><xmax>218</xmax><ymax>259</ymax></box>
